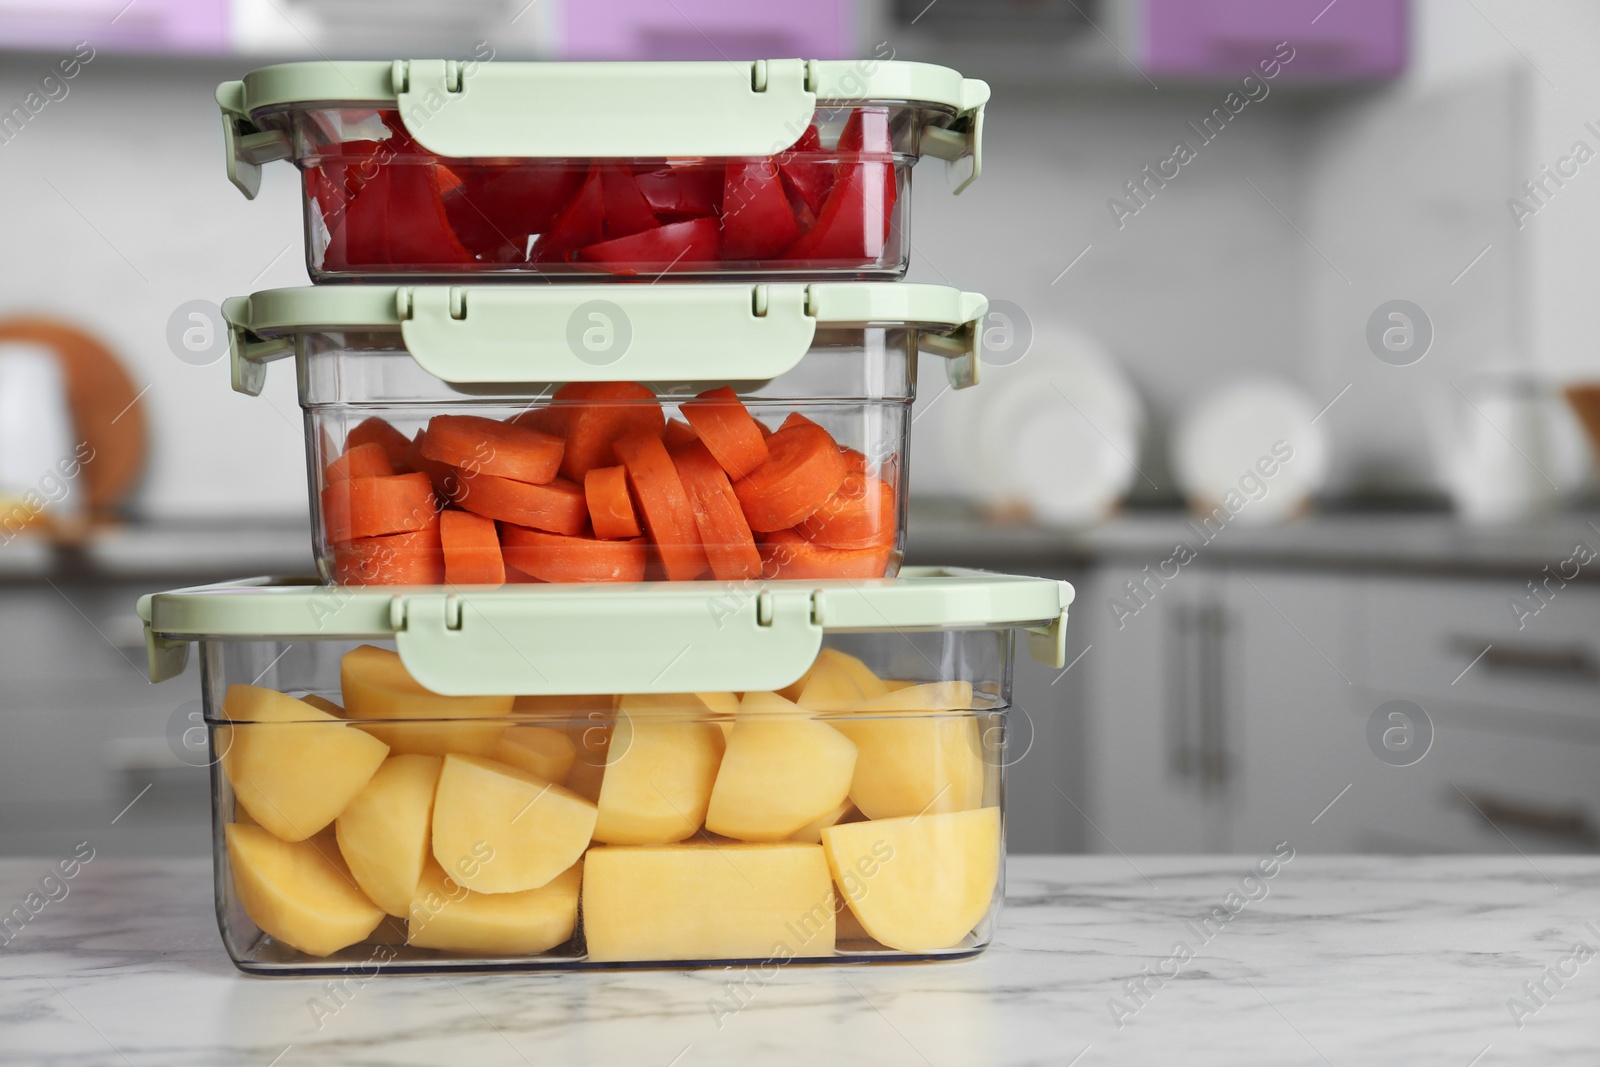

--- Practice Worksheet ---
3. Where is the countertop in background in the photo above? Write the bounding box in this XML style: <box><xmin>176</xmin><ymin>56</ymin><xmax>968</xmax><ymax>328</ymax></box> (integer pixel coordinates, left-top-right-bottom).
<box><xmin>6</xmin><ymin>509</ymin><xmax>1600</xmax><ymax>584</ymax></box>
<box><xmin>2</xmin><ymin>854</ymin><xmax>1594</xmax><ymax>1065</ymax></box>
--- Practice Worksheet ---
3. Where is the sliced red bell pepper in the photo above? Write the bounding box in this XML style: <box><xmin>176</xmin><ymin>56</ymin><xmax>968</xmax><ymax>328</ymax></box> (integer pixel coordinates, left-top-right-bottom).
<box><xmin>721</xmin><ymin>160</ymin><xmax>801</xmax><ymax>261</ymax></box>
<box><xmin>785</xmin><ymin>110</ymin><xmax>898</xmax><ymax>265</ymax></box>
<box><xmin>574</xmin><ymin>217</ymin><xmax>720</xmax><ymax>275</ymax></box>
<box><xmin>447</xmin><ymin>163</ymin><xmax>588</xmax><ymax>261</ymax></box>
<box><xmin>599</xmin><ymin>164</ymin><xmax>660</xmax><ymax>240</ymax></box>
<box><xmin>635</xmin><ymin>163</ymin><xmax>722</xmax><ymax>220</ymax></box>
<box><xmin>532</xmin><ymin>165</ymin><xmax>606</xmax><ymax>263</ymax></box>
<box><xmin>380</xmin><ymin>164</ymin><xmax>477</xmax><ymax>266</ymax></box>
<box><xmin>776</xmin><ymin>125</ymin><xmax>834</xmax><ymax>216</ymax></box>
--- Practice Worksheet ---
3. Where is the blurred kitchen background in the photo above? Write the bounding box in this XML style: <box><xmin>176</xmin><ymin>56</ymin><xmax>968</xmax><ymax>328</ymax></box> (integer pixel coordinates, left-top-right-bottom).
<box><xmin>4</xmin><ymin>0</ymin><xmax>1600</xmax><ymax>859</ymax></box>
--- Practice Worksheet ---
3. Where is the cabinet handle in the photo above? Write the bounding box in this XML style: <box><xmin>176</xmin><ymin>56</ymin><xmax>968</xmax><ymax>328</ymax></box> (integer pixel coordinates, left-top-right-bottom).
<box><xmin>1197</xmin><ymin>603</ymin><xmax>1230</xmax><ymax>789</ymax></box>
<box><xmin>1165</xmin><ymin>604</ymin><xmax>1196</xmax><ymax>779</ymax></box>
<box><xmin>1451</xmin><ymin>787</ymin><xmax>1600</xmax><ymax>846</ymax></box>
<box><xmin>1448</xmin><ymin>638</ymin><xmax>1599</xmax><ymax>679</ymax></box>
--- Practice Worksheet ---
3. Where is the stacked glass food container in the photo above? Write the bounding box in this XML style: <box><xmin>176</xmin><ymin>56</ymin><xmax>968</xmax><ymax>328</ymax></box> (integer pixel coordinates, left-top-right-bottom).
<box><xmin>138</xmin><ymin>57</ymin><xmax>1075</xmax><ymax>974</ymax></box>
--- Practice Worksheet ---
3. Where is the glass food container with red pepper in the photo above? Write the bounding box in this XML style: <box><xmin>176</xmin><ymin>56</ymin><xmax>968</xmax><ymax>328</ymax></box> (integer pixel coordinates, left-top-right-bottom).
<box><xmin>138</xmin><ymin>569</ymin><xmax>1073</xmax><ymax>974</ymax></box>
<box><xmin>223</xmin><ymin>283</ymin><xmax>986</xmax><ymax>585</ymax></box>
<box><xmin>217</xmin><ymin>59</ymin><xmax>988</xmax><ymax>282</ymax></box>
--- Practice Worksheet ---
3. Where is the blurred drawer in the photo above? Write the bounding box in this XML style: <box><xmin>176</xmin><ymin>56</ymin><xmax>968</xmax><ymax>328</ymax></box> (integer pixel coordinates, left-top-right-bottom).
<box><xmin>0</xmin><ymin>585</ymin><xmax>158</xmax><ymax>684</ymax></box>
<box><xmin>1360</xmin><ymin>576</ymin><xmax>1600</xmax><ymax>725</ymax></box>
<box><xmin>1344</xmin><ymin>709</ymin><xmax>1600</xmax><ymax>854</ymax></box>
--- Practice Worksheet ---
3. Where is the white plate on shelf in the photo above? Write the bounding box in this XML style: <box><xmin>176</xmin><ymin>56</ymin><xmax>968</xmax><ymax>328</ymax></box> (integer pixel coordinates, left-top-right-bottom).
<box><xmin>959</xmin><ymin>325</ymin><xmax>1145</xmax><ymax>526</ymax></box>
<box><xmin>1171</xmin><ymin>378</ymin><xmax>1329</xmax><ymax>525</ymax></box>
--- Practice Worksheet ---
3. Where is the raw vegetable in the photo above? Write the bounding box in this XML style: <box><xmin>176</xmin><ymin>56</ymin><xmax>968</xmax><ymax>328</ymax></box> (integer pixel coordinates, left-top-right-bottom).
<box><xmin>322</xmin><ymin>473</ymin><xmax>439</xmax><ymax>542</ymax></box>
<box><xmin>731</xmin><ymin>419</ymin><xmax>849</xmax><ymax>532</ymax></box>
<box><xmin>612</xmin><ymin>430</ymin><xmax>709</xmax><ymax>581</ymax></box>
<box><xmin>440</xmin><ymin>509</ymin><xmax>506</xmax><ymax>585</ymax></box>
<box><xmin>421</xmin><ymin>415</ymin><xmax>563</xmax><ymax>485</ymax></box>
<box><xmin>583</xmin><ymin>465</ymin><xmax>642</xmax><ymax>540</ymax></box>
<box><xmin>680</xmin><ymin>385</ymin><xmax>769</xmax><ymax>480</ymax></box>
<box><xmin>501</xmin><ymin>525</ymin><xmax>648</xmax><ymax>583</ymax></box>
<box><xmin>670</xmin><ymin>440</ymin><xmax>762</xmax><ymax>581</ymax></box>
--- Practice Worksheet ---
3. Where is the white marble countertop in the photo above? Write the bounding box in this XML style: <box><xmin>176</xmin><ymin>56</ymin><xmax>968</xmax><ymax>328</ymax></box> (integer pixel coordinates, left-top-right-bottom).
<box><xmin>3</xmin><ymin>854</ymin><xmax>1596</xmax><ymax>1066</ymax></box>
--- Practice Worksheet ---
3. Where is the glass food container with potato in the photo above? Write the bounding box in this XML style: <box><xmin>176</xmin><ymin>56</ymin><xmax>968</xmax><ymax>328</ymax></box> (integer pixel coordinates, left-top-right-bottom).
<box><xmin>139</xmin><ymin>569</ymin><xmax>1073</xmax><ymax>974</ymax></box>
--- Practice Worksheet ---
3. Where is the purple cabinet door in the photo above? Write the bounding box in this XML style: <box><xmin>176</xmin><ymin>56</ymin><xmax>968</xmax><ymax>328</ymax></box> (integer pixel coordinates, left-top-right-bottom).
<box><xmin>0</xmin><ymin>0</ymin><xmax>229</xmax><ymax>54</ymax></box>
<box><xmin>1143</xmin><ymin>0</ymin><xmax>1407</xmax><ymax>81</ymax></box>
<box><xmin>559</xmin><ymin>0</ymin><xmax>857</xmax><ymax>60</ymax></box>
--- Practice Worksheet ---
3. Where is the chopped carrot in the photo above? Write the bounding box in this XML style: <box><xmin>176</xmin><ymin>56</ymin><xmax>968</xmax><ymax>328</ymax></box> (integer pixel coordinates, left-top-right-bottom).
<box><xmin>731</xmin><ymin>419</ymin><xmax>849</xmax><ymax>532</ymax></box>
<box><xmin>797</xmin><ymin>473</ymin><xmax>898</xmax><ymax>550</ymax></box>
<box><xmin>501</xmin><ymin>526</ymin><xmax>648</xmax><ymax>583</ymax></box>
<box><xmin>612</xmin><ymin>430</ymin><xmax>708</xmax><ymax>580</ymax></box>
<box><xmin>345</xmin><ymin>417</ymin><xmax>414</xmax><ymax>470</ymax></box>
<box><xmin>447</xmin><ymin>469</ymin><xmax>587</xmax><ymax>535</ymax></box>
<box><xmin>584</xmin><ymin>465</ymin><xmax>642</xmax><ymax>540</ymax></box>
<box><xmin>333</xmin><ymin>528</ymin><xmax>445</xmax><ymax>585</ymax></box>
<box><xmin>663</xmin><ymin>418</ymin><xmax>699</xmax><ymax>448</ymax></box>
<box><xmin>325</xmin><ymin>441</ymin><xmax>395</xmax><ymax>484</ymax></box>
<box><xmin>681</xmin><ymin>386</ymin><xmax>770</xmax><ymax>480</ymax></box>
<box><xmin>760</xmin><ymin>529</ymin><xmax>896</xmax><ymax>580</ymax></box>
<box><xmin>548</xmin><ymin>381</ymin><xmax>666</xmax><ymax>481</ymax></box>
<box><xmin>405</xmin><ymin>430</ymin><xmax>462</xmax><ymax>498</ymax></box>
<box><xmin>321</xmin><ymin>473</ymin><xmax>438</xmax><ymax>542</ymax></box>
<box><xmin>440</xmin><ymin>509</ymin><xmax>505</xmax><ymax>585</ymax></box>
<box><xmin>420</xmin><ymin>415</ymin><xmax>563</xmax><ymax>485</ymax></box>
<box><xmin>671</xmin><ymin>440</ymin><xmax>763</xmax><ymax>580</ymax></box>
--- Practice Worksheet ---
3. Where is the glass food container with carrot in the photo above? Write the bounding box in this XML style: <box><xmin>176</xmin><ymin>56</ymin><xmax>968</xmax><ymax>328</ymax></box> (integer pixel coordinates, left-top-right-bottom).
<box><xmin>222</xmin><ymin>283</ymin><xmax>987</xmax><ymax>585</ymax></box>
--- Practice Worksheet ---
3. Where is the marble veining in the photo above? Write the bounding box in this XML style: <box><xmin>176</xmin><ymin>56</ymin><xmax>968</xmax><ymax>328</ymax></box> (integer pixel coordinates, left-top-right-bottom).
<box><xmin>1</xmin><ymin>855</ymin><xmax>1596</xmax><ymax>1066</ymax></box>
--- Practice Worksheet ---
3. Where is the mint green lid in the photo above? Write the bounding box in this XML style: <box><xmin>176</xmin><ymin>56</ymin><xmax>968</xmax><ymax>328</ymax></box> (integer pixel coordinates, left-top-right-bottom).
<box><xmin>224</xmin><ymin>283</ymin><xmax>989</xmax><ymax>396</ymax></box>
<box><xmin>218</xmin><ymin>59</ymin><xmax>987</xmax><ymax>197</ymax></box>
<box><xmin>139</xmin><ymin>568</ymin><xmax>1073</xmax><ymax>696</ymax></box>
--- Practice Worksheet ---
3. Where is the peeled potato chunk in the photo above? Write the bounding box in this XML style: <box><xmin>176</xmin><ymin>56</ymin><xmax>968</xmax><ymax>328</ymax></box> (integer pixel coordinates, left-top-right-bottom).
<box><xmin>301</xmin><ymin>694</ymin><xmax>345</xmax><ymax>715</ymax></box>
<box><xmin>226</xmin><ymin>822</ymin><xmax>385</xmax><ymax>957</ymax></box>
<box><xmin>706</xmin><ymin>691</ymin><xmax>857</xmax><ymax>842</ymax></box>
<box><xmin>830</xmin><ymin>682</ymin><xmax>982</xmax><ymax>820</ymax></box>
<box><xmin>336</xmin><ymin>754</ymin><xmax>442</xmax><ymax>917</ymax></box>
<box><xmin>492</xmin><ymin>726</ymin><xmax>577</xmax><ymax>786</ymax></box>
<box><xmin>593</xmin><ymin>695</ymin><xmax>725</xmax><ymax>845</ymax></box>
<box><xmin>822</xmin><ymin>807</ymin><xmax>1001</xmax><ymax>952</ymax></box>
<box><xmin>407</xmin><ymin>861</ymin><xmax>581</xmax><ymax>955</ymax></box>
<box><xmin>220</xmin><ymin>684</ymin><xmax>390</xmax><ymax>841</ymax></box>
<box><xmin>795</xmin><ymin>648</ymin><xmax>890</xmax><ymax>710</ymax></box>
<box><xmin>583</xmin><ymin>842</ymin><xmax>834</xmax><ymax>962</ymax></box>
<box><xmin>789</xmin><ymin>799</ymin><xmax>859</xmax><ymax>845</ymax></box>
<box><xmin>431</xmin><ymin>754</ymin><xmax>597</xmax><ymax>894</ymax></box>
<box><xmin>341</xmin><ymin>644</ymin><xmax>514</xmax><ymax>756</ymax></box>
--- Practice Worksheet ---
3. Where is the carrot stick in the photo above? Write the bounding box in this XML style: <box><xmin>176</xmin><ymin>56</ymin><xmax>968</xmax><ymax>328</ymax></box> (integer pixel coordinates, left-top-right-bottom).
<box><xmin>671</xmin><ymin>440</ymin><xmax>763</xmax><ymax>580</ymax></box>
<box><xmin>420</xmin><ymin>415</ymin><xmax>563</xmax><ymax>485</ymax></box>
<box><xmin>797</xmin><ymin>473</ymin><xmax>898</xmax><ymax>549</ymax></box>
<box><xmin>681</xmin><ymin>385</ymin><xmax>770</xmax><ymax>480</ymax></box>
<box><xmin>321</xmin><ymin>473</ymin><xmax>439</xmax><ymax>542</ymax></box>
<box><xmin>447</xmin><ymin>469</ymin><xmax>587</xmax><ymax>535</ymax></box>
<box><xmin>440</xmin><ymin>509</ymin><xmax>505</xmax><ymax>585</ymax></box>
<box><xmin>345</xmin><ymin>417</ymin><xmax>414</xmax><ymax>470</ymax></box>
<box><xmin>760</xmin><ymin>529</ymin><xmax>896</xmax><ymax>580</ymax></box>
<box><xmin>612</xmin><ymin>430</ymin><xmax>709</xmax><ymax>580</ymax></box>
<box><xmin>731</xmin><ymin>419</ymin><xmax>849</xmax><ymax>532</ymax></box>
<box><xmin>333</xmin><ymin>528</ymin><xmax>445</xmax><ymax>585</ymax></box>
<box><xmin>325</xmin><ymin>441</ymin><xmax>395</xmax><ymax>484</ymax></box>
<box><xmin>546</xmin><ymin>381</ymin><xmax>666</xmax><ymax>482</ymax></box>
<box><xmin>501</xmin><ymin>525</ymin><xmax>648</xmax><ymax>583</ymax></box>
<box><xmin>584</xmin><ymin>465</ymin><xmax>642</xmax><ymax>540</ymax></box>
<box><xmin>663</xmin><ymin>418</ymin><xmax>699</xmax><ymax>448</ymax></box>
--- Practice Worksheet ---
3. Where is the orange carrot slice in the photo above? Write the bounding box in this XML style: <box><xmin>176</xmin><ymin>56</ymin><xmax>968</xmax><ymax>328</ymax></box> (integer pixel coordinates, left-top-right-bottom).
<box><xmin>663</xmin><ymin>418</ymin><xmax>699</xmax><ymax>448</ymax></box>
<box><xmin>501</xmin><ymin>526</ymin><xmax>648</xmax><ymax>583</ymax></box>
<box><xmin>760</xmin><ymin>529</ymin><xmax>896</xmax><ymax>580</ymax></box>
<box><xmin>797</xmin><ymin>473</ymin><xmax>898</xmax><ymax>550</ymax></box>
<box><xmin>448</xmin><ymin>470</ymin><xmax>587</xmax><ymax>535</ymax></box>
<box><xmin>440</xmin><ymin>509</ymin><xmax>505</xmax><ymax>585</ymax></box>
<box><xmin>420</xmin><ymin>415</ymin><xmax>563</xmax><ymax>485</ymax></box>
<box><xmin>346</xmin><ymin>417</ymin><xmax>414</xmax><ymax>470</ymax></box>
<box><xmin>325</xmin><ymin>441</ymin><xmax>395</xmax><ymax>484</ymax></box>
<box><xmin>322</xmin><ymin>473</ymin><xmax>439</xmax><ymax>542</ymax></box>
<box><xmin>731</xmin><ymin>419</ymin><xmax>849</xmax><ymax>532</ymax></box>
<box><xmin>671</xmin><ymin>440</ymin><xmax>763</xmax><ymax>581</ymax></box>
<box><xmin>612</xmin><ymin>430</ymin><xmax>708</xmax><ymax>580</ymax></box>
<box><xmin>584</xmin><ymin>465</ymin><xmax>642</xmax><ymax>540</ymax></box>
<box><xmin>548</xmin><ymin>381</ymin><xmax>666</xmax><ymax>482</ymax></box>
<box><xmin>681</xmin><ymin>385</ymin><xmax>770</xmax><ymax>480</ymax></box>
<box><xmin>333</xmin><ymin>527</ymin><xmax>445</xmax><ymax>585</ymax></box>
